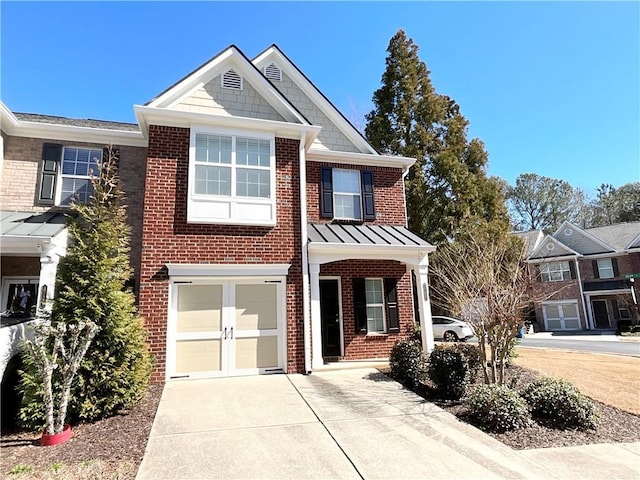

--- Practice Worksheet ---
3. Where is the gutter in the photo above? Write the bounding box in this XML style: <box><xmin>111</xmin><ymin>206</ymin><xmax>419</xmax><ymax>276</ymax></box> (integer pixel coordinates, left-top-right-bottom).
<box><xmin>299</xmin><ymin>132</ymin><xmax>312</xmax><ymax>374</ymax></box>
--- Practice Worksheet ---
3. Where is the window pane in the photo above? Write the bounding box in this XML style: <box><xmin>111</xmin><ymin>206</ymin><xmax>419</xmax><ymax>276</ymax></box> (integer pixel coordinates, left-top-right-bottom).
<box><xmin>236</xmin><ymin>168</ymin><xmax>269</xmax><ymax>198</ymax></box>
<box><xmin>334</xmin><ymin>194</ymin><xmax>361</xmax><ymax>220</ymax></box>
<box><xmin>333</xmin><ymin>169</ymin><xmax>360</xmax><ymax>194</ymax></box>
<box><xmin>562</xmin><ymin>303</ymin><xmax>578</xmax><ymax>318</ymax></box>
<box><xmin>195</xmin><ymin>165</ymin><xmax>231</xmax><ymax>196</ymax></box>
<box><xmin>547</xmin><ymin>319</ymin><xmax>562</xmax><ymax>330</ymax></box>
<box><xmin>196</xmin><ymin>134</ymin><xmax>232</xmax><ymax>164</ymax></box>
<box><xmin>237</xmin><ymin>138</ymin><xmax>270</xmax><ymax>167</ymax></box>
<box><xmin>366</xmin><ymin>306</ymin><xmax>384</xmax><ymax>333</ymax></box>
<box><xmin>544</xmin><ymin>304</ymin><xmax>560</xmax><ymax>319</ymax></box>
<box><xmin>564</xmin><ymin>319</ymin><xmax>580</xmax><ymax>329</ymax></box>
<box><xmin>365</xmin><ymin>279</ymin><xmax>383</xmax><ymax>304</ymax></box>
<box><xmin>60</xmin><ymin>178</ymin><xmax>93</xmax><ymax>205</ymax></box>
<box><xmin>597</xmin><ymin>259</ymin><xmax>614</xmax><ymax>279</ymax></box>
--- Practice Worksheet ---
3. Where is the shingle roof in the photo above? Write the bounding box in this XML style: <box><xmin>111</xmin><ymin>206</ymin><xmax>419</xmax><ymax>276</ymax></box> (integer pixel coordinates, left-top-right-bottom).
<box><xmin>513</xmin><ymin>229</ymin><xmax>543</xmax><ymax>257</ymax></box>
<box><xmin>14</xmin><ymin>112</ymin><xmax>140</xmax><ymax>132</ymax></box>
<box><xmin>1</xmin><ymin>211</ymin><xmax>69</xmax><ymax>238</ymax></box>
<box><xmin>308</xmin><ymin>223</ymin><xmax>432</xmax><ymax>247</ymax></box>
<box><xmin>584</xmin><ymin>222</ymin><xmax>640</xmax><ymax>251</ymax></box>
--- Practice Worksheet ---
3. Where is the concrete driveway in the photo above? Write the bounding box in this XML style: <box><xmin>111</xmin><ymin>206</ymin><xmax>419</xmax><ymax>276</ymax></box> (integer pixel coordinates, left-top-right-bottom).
<box><xmin>136</xmin><ymin>368</ymin><xmax>639</xmax><ymax>480</ymax></box>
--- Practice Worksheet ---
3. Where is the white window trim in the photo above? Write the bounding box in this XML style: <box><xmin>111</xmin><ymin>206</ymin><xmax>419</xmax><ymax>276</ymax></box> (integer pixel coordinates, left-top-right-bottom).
<box><xmin>596</xmin><ymin>258</ymin><xmax>614</xmax><ymax>279</ymax></box>
<box><xmin>365</xmin><ymin>277</ymin><xmax>386</xmax><ymax>334</ymax></box>
<box><xmin>332</xmin><ymin>168</ymin><xmax>362</xmax><ymax>221</ymax></box>
<box><xmin>540</xmin><ymin>261</ymin><xmax>571</xmax><ymax>282</ymax></box>
<box><xmin>56</xmin><ymin>146</ymin><xmax>102</xmax><ymax>206</ymax></box>
<box><xmin>188</xmin><ymin>126</ymin><xmax>276</xmax><ymax>226</ymax></box>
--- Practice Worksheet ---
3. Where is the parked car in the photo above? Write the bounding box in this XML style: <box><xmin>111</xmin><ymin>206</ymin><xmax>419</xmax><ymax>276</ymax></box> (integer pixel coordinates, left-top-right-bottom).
<box><xmin>431</xmin><ymin>316</ymin><xmax>475</xmax><ymax>342</ymax></box>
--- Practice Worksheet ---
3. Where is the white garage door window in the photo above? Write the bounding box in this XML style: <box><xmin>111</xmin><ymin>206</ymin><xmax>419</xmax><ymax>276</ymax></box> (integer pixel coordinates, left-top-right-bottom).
<box><xmin>168</xmin><ymin>279</ymin><xmax>285</xmax><ymax>379</ymax></box>
<box><xmin>542</xmin><ymin>302</ymin><xmax>580</xmax><ymax>330</ymax></box>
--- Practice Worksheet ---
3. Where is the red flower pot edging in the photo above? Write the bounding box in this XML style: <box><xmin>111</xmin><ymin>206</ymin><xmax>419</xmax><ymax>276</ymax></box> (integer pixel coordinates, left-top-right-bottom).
<box><xmin>40</xmin><ymin>424</ymin><xmax>73</xmax><ymax>446</ymax></box>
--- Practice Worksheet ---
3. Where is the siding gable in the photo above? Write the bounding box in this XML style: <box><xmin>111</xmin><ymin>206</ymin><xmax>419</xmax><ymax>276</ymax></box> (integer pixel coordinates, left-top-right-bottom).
<box><xmin>552</xmin><ymin>223</ymin><xmax>613</xmax><ymax>255</ymax></box>
<box><xmin>529</xmin><ymin>235</ymin><xmax>577</xmax><ymax>259</ymax></box>
<box><xmin>174</xmin><ymin>74</ymin><xmax>285</xmax><ymax>121</ymax></box>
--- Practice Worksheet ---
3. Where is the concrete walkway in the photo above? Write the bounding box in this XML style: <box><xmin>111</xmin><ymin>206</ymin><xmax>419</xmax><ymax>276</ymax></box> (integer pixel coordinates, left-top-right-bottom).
<box><xmin>136</xmin><ymin>368</ymin><xmax>640</xmax><ymax>480</ymax></box>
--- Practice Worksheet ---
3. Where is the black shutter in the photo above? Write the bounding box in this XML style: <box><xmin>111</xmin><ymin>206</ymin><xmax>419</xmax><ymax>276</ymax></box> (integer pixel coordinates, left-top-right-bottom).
<box><xmin>352</xmin><ymin>278</ymin><xmax>367</xmax><ymax>334</ymax></box>
<box><xmin>361</xmin><ymin>170</ymin><xmax>376</xmax><ymax>221</ymax></box>
<box><xmin>592</xmin><ymin>260</ymin><xmax>600</xmax><ymax>279</ymax></box>
<box><xmin>38</xmin><ymin>143</ymin><xmax>62</xmax><ymax>204</ymax></box>
<box><xmin>612</xmin><ymin>258</ymin><xmax>619</xmax><ymax>277</ymax></box>
<box><xmin>568</xmin><ymin>261</ymin><xmax>577</xmax><ymax>280</ymax></box>
<box><xmin>320</xmin><ymin>167</ymin><xmax>333</xmax><ymax>218</ymax></box>
<box><xmin>384</xmin><ymin>278</ymin><xmax>399</xmax><ymax>333</ymax></box>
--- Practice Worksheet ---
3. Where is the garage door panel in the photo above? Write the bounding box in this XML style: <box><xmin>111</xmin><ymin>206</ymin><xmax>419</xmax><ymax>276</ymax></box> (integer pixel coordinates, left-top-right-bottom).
<box><xmin>235</xmin><ymin>284</ymin><xmax>277</xmax><ymax>330</ymax></box>
<box><xmin>235</xmin><ymin>336</ymin><xmax>278</xmax><ymax>369</ymax></box>
<box><xmin>177</xmin><ymin>285</ymin><xmax>223</xmax><ymax>333</ymax></box>
<box><xmin>175</xmin><ymin>339</ymin><xmax>222</xmax><ymax>373</ymax></box>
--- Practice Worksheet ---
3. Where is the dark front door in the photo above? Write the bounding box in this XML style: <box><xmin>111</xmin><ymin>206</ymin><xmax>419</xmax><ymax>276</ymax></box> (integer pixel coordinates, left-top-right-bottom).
<box><xmin>592</xmin><ymin>300</ymin><xmax>611</xmax><ymax>328</ymax></box>
<box><xmin>320</xmin><ymin>279</ymin><xmax>341</xmax><ymax>357</ymax></box>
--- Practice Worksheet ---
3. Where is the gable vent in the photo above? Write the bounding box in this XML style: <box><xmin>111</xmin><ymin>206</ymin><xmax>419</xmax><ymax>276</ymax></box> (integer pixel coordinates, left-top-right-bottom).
<box><xmin>264</xmin><ymin>62</ymin><xmax>282</xmax><ymax>81</ymax></box>
<box><xmin>222</xmin><ymin>69</ymin><xmax>243</xmax><ymax>90</ymax></box>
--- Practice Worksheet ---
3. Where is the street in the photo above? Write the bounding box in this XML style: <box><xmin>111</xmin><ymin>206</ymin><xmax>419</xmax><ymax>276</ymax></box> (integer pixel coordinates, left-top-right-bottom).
<box><xmin>517</xmin><ymin>336</ymin><xmax>640</xmax><ymax>357</ymax></box>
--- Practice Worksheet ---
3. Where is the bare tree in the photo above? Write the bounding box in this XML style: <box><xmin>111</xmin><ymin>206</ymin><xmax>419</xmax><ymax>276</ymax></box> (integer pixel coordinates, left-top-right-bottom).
<box><xmin>430</xmin><ymin>225</ymin><xmax>535</xmax><ymax>385</ymax></box>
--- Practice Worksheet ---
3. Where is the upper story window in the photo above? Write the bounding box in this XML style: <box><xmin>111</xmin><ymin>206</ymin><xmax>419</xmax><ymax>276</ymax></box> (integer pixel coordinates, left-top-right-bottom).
<box><xmin>320</xmin><ymin>166</ymin><xmax>375</xmax><ymax>222</ymax></box>
<box><xmin>188</xmin><ymin>129</ymin><xmax>276</xmax><ymax>225</ymax></box>
<box><xmin>38</xmin><ymin>143</ymin><xmax>102</xmax><ymax>207</ymax></box>
<box><xmin>540</xmin><ymin>261</ymin><xmax>572</xmax><ymax>282</ymax></box>
<box><xmin>593</xmin><ymin>258</ymin><xmax>617</xmax><ymax>279</ymax></box>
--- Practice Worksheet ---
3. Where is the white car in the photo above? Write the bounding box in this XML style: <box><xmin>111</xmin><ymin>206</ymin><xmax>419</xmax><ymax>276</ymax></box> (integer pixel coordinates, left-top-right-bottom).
<box><xmin>431</xmin><ymin>316</ymin><xmax>475</xmax><ymax>342</ymax></box>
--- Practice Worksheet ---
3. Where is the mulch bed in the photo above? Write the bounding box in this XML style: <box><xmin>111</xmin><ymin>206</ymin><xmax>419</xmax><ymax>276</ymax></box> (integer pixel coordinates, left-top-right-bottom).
<box><xmin>0</xmin><ymin>384</ymin><xmax>163</xmax><ymax>478</ymax></box>
<box><xmin>415</xmin><ymin>365</ymin><xmax>640</xmax><ymax>450</ymax></box>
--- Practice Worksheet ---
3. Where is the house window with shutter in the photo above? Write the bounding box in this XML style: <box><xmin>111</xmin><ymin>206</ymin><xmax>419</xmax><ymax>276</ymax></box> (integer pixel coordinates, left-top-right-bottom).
<box><xmin>594</xmin><ymin>258</ymin><xmax>615</xmax><ymax>279</ymax></box>
<box><xmin>320</xmin><ymin>166</ymin><xmax>375</xmax><ymax>221</ymax></box>
<box><xmin>37</xmin><ymin>143</ymin><xmax>102</xmax><ymax>206</ymax></box>
<box><xmin>353</xmin><ymin>277</ymin><xmax>399</xmax><ymax>334</ymax></box>
<box><xmin>539</xmin><ymin>261</ymin><xmax>572</xmax><ymax>282</ymax></box>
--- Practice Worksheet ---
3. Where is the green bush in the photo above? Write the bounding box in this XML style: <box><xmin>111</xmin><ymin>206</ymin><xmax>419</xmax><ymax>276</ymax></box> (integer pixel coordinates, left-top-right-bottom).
<box><xmin>446</xmin><ymin>343</ymin><xmax>482</xmax><ymax>378</ymax></box>
<box><xmin>389</xmin><ymin>340</ymin><xmax>426</xmax><ymax>388</ymax></box>
<box><xmin>521</xmin><ymin>377</ymin><xmax>599</xmax><ymax>430</ymax></box>
<box><xmin>467</xmin><ymin>384</ymin><xmax>531</xmax><ymax>432</ymax></box>
<box><xmin>427</xmin><ymin>345</ymin><xmax>471</xmax><ymax>400</ymax></box>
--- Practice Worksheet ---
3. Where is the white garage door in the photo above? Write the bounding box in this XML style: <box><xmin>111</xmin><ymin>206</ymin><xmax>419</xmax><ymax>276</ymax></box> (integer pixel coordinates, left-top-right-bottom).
<box><xmin>542</xmin><ymin>302</ymin><xmax>581</xmax><ymax>330</ymax></box>
<box><xmin>169</xmin><ymin>279</ymin><xmax>285</xmax><ymax>379</ymax></box>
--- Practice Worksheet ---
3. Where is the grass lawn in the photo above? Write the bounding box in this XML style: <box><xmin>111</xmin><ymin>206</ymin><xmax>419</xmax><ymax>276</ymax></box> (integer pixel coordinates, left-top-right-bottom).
<box><xmin>513</xmin><ymin>346</ymin><xmax>640</xmax><ymax>415</ymax></box>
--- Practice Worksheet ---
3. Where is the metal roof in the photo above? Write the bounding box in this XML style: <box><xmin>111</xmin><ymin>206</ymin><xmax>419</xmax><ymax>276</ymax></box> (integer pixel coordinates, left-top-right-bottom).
<box><xmin>308</xmin><ymin>223</ymin><xmax>432</xmax><ymax>248</ymax></box>
<box><xmin>1</xmin><ymin>211</ymin><xmax>69</xmax><ymax>238</ymax></box>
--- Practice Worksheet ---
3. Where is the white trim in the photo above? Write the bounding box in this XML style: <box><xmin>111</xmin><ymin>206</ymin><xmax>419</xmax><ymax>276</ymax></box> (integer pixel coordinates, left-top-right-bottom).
<box><xmin>252</xmin><ymin>46</ymin><xmax>379</xmax><ymax>155</ymax></box>
<box><xmin>575</xmin><ymin>258</ymin><xmax>590</xmax><ymax>329</ymax></box>
<box><xmin>528</xmin><ymin>235</ymin><xmax>581</xmax><ymax>260</ymax></box>
<box><xmin>166</xmin><ymin>263</ymin><xmax>291</xmax><ymax>277</ymax></box>
<box><xmin>626</xmin><ymin>232</ymin><xmax>640</xmax><ymax>250</ymax></box>
<box><xmin>541</xmin><ymin>300</ymin><xmax>582</xmax><ymax>331</ymax></box>
<box><xmin>134</xmin><ymin>105</ymin><xmax>321</xmax><ymax>149</ymax></box>
<box><xmin>319</xmin><ymin>276</ymin><xmax>344</xmax><ymax>357</ymax></box>
<box><xmin>1</xmin><ymin>102</ymin><xmax>146</xmax><ymax>147</ymax></box>
<box><xmin>308</xmin><ymin>243</ymin><xmax>433</xmax><ymax>267</ymax></box>
<box><xmin>307</xmin><ymin>148</ymin><xmax>415</xmax><ymax>171</ymax></box>
<box><xmin>299</xmin><ymin>133</ymin><xmax>312</xmax><ymax>374</ymax></box>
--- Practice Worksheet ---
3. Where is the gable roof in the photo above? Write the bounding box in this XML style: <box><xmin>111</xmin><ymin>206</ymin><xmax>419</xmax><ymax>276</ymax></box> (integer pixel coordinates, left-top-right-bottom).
<box><xmin>253</xmin><ymin>45</ymin><xmax>378</xmax><ymax>155</ymax></box>
<box><xmin>551</xmin><ymin>221</ymin><xmax>614</xmax><ymax>255</ymax></box>
<box><xmin>582</xmin><ymin>222</ymin><xmax>640</xmax><ymax>252</ymax></box>
<box><xmin>529</xmin><ymin>234</ymin><xmax>580</xmax><ymax>260</ymax></box>
<box><xmin>513</xmin><ymin>229</ymin><xmax>544</xmax><ymax>257</ymax></box>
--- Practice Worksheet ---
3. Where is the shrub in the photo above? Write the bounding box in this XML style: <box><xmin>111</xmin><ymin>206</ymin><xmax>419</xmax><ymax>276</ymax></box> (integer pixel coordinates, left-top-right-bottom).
<box><xmin>521</xmin><ymin>377</ymin><xmax>599</xmax><ymax>430</ymax></box>
<box><xmin>389</xmin><ymin>340</ymin><xmax>426</xmax><ymax>388</ymax></box>
<box><xmin>447</xmin><ymin>343</ymin><xmax>482</xmax><ymax>378</ymax></box>
<box><xmin>467</xmin><ymin>384</ymin><xmax>531</xmax><ymax>432</ymax></box>
<box><xmin>427</xmin><ymin>345</ymin><xmax>472</xmax><ymax>400</ymax></box>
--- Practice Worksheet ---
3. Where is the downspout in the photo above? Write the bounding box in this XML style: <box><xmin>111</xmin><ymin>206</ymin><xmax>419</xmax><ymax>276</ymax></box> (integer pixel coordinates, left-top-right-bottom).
<box><xmin>575</xmin><ymin>256</ymin><xmax>590</xmax><ymax>329</ymax></box>
<box><xmin>299</xmin><ymin>132</ymin><xmax>312</xmax><ymax>374</ymax></box>
<box><xmin>401</xmin><ymin>167</ymin><xmax>409</xmax><ymax>229</ymax></box>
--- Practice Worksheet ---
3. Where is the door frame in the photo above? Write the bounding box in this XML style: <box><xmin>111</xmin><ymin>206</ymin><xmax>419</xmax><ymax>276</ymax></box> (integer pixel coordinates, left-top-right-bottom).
<box><xmin>166</xmin><ymin>276</ymin><xmax>287</xmax><ymax>380</ymax></box>
<box><xmin>1</xmin><ymin>276</ymin><xmax>39</xmax><ymax>313</ymax></box>
<box><xmin>591</xmin><ymin>299</ymin><xmax>611</xmax><ymax>329</ymax></box>
<box><xmin>319</xmin><ymin>276</ymin><xmax>343</xmax><ymax>358</ymax></box>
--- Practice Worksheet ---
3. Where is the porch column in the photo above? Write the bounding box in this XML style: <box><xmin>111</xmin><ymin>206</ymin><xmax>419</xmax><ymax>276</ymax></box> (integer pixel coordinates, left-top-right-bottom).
<box><xmin>413</xmin><ymin>263</ymin><xmax>435</xmax><ymax>353</ymax></box>
<box><xmin>37</xmin><ymin>231</ymin><xmax>68</xmax><ymax>314</ymax></box>
<box><xmin>309</xmin><ymin>262</ymin><xmax>324</xmax><ymax>370</ymax></box>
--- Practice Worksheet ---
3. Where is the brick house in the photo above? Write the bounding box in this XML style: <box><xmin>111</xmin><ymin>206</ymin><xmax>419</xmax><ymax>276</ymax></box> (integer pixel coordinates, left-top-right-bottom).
<box><xmin>1</xmin><ymin>45</ymin><xmax>436</xmax><ymax>383</ymax></box>
<box><xmin>520</xmin><ymin>221</ymin><xmax>640</xmax><ymax>332</ymax></box>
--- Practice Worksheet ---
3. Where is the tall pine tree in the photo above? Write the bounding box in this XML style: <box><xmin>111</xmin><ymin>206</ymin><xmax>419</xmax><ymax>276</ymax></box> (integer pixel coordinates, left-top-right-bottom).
<box><xmin>365</xmin><ymin>30</ymin><xmax>509</xmax><ymax>244</ymax></box>
<box><xmin>20</xmin><ymin>147</ymin><xmax>152</xmax><ymax>426</ymax></box>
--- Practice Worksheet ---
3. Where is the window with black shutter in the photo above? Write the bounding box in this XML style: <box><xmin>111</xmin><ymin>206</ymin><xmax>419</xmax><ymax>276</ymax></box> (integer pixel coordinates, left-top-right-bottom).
<box><xmin>319</xmin><ymin>167</ymin><xmax>376</xmax><ymax>221</ymax></box>
<box><xmin>38</xmin><ymin>143</ymin><xmax>62</xmax><ymax>204</ymax></box>
<box><xmin>352</xmin><ymin>277</ymin><xmax>399</xmax><ymax>334</ymax></box>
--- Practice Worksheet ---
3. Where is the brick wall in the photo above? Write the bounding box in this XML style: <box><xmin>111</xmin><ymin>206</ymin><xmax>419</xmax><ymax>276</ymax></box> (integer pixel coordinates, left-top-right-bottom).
<box><xmin>0</xmin><ymin>134</ymin><xmax>147</xmax><ymax>285</ymax></box>
<box><xmin>139</xmin><ymin>125</ymin><xmax>304</xmax><ymax>382</ymax></box>
<box><xmin>306</xmin><ymin>161</ymin><xmax>406</xmax><ymax>225</ymax></box>
<box><xmin>320</xmin><ymin>260</ymin><xmax>412</xmax><ymax>360</ymax></box>
<box><xmin>1</xmin><ymin>256</ymin><xmax>40</xmax><ymax>277</ymax></box>
<box><xmin>579</xmin><ymin>255</ymin><xmax>635</xmax><ymax>281</ymax></box>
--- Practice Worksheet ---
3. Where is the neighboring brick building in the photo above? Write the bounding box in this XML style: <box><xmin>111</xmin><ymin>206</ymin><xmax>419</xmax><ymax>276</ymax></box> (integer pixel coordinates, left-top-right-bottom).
<box><xmin>1</xmin><ymin>44</ymin><xmax>436</xmax><ymax>383</ymax></box>
<box><xmin>518</xmin><ymin>221</ymin><xmax>640</xmax><ymax>332</ymax></box>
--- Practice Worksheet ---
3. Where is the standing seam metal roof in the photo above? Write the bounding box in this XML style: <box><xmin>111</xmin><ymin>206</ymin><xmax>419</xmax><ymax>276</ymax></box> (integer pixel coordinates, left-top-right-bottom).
<box><xmin>1</xmin><ymin>211</ymin><xmax>69</xmax><ymax>238</ymax></box>
<box><xmin>308</xmin><ymin>223</ymin><xmax>431</xmax><ymax>247</ymax></box>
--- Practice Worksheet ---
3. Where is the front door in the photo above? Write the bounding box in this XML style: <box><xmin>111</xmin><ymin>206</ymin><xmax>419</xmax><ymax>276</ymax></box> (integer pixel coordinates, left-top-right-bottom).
<box><xmin>592</xmin><ymin>300</ymin><xmax>611</xmax><ymax>328</ymax></box>
<box><xmin>320</xmin><ymin>279</ymin><xmax>341</xmax><ymax>357</ymax></box>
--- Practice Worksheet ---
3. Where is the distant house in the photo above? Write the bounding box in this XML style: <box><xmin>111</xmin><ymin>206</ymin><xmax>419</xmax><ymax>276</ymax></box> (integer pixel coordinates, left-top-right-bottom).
<box><xmin>518</xmin><ymin>221</ymin><xmax>640</xmax><ymax>332</ymax></box>
<box><xmin>1</xmin><ymin>44</ymin><xmax>436</xmax><ymax>384</ymax></box>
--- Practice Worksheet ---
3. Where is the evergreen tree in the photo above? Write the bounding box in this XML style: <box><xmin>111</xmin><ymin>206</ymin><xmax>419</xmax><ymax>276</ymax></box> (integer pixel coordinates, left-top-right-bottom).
<box><xmin>20</xmin><ymin>147</ymin><xmax>152</xmax><ymax>427</ymax></box>
<box><xmin>588</xmin><ymin>182</ymin><xmax>640</xmax><ymax>226</ymax></box>
<box><xmin>365</xmin><ymin>30</ymin><xmax>509</xmax><ymax>244</ymax></box>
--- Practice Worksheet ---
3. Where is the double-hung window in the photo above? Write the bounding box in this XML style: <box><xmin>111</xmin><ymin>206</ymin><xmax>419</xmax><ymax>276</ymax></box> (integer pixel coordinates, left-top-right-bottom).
<box><xmin>37</xmin><ymin>143</ymin><xmax>102</xmax><ymax>206</ymax></box>
<box><xmin>594</xmin><ymin>258</ymin><xmax>615</xmax><ymax>279</ymax></box>
<box><xmin>539</xmin><ymin>261</ymin><xmax>572</xmax><ymax>282</ymax></box>
<box><xmin>352</xmin><ymin>277</ymin><xmax>399</xmax><ymax>334</ymax></box>
<box><xmin>188</xmin><ymin>130</ymin><xmax>275</xmax><ymax>225</ymax></box>
<box><xmin>320</xmin><ymin>166</ymin><xmax>375</xmax><ymax>221</ymax></box>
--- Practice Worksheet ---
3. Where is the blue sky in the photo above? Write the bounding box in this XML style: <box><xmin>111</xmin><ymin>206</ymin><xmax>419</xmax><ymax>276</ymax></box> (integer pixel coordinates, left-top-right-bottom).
<box><xmin>2</xmin><ymin>1</ymin><xmax>638</xmax><ymax>197</ymax></box>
